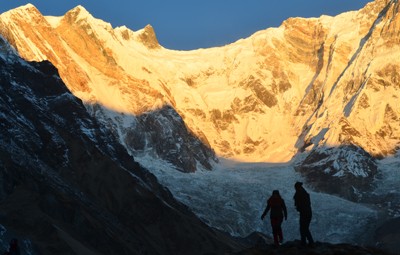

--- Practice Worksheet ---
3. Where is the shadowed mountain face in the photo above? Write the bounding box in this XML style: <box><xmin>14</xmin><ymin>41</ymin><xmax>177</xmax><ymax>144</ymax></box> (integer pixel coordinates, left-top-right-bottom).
<box><xmin>295</xmin><ymin>144</ymin><xmax>378</xmax><ymax>201</ymax></box>
<box><xmin>0</xmin><ymin>36</ymin><xmax>237</xmax><ymax>254</ymax></box>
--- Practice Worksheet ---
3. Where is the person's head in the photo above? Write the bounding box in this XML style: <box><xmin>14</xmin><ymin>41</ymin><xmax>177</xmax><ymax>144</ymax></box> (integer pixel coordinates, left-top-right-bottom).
<box><xmin>272</xmin><ymin>190</ymin><xmax>280</xmax><ymax>196</ymax></box>
<box><xmin>294</xmin><ymin>182</ymin><xmax>303</xmax><ymax>191</ymax></box>
<box><xmin>9</xmin><ymin>238</ymin><xmax>18</xmax><ymax>249</ymax></box>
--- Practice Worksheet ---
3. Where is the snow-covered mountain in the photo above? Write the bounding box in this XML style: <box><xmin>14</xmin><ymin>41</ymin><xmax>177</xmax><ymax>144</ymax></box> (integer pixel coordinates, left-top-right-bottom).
<box><xmin>1</xmin><ymin>0</ymin><xmax>400</xmax><ymax>253</ymax></box>
<box><xmin>0</xmin><ymin>35</ymin><xmax>238</xmax><ymax>255</ymax></box>
<box><xmin>1</xmin><ymin>34</ymin><xmax>390</xmax><ymax>255</ymax></box>
<box><xmin>1</xmin><ymin>0</ymin><xmax>399</xmax><ymax>169</ymax></box>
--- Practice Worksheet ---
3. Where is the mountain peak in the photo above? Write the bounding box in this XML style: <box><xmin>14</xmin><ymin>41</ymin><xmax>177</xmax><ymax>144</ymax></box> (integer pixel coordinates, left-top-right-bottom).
<box><xmin>136</xmin><ymin>24</ymin><xmax>160</xmax><ymax>49</ymax></box>
<box><xmin>70</xmin><ymin>5</ymin><xmax>90</xmax><ymax>15</ymax></box>
<box><xmin>10</xmin><ymin>3</ymin><xmax>37</xmax><ymax>12</ymax></box>
<box><xmin>64</xmin><ymin>5</ymin><xmax>94</xmax><ymax>24</ymax></box>
<box><xmin>0</xmin><ymin>3</ymin><xmax>40</xmax><ymax>19</ymax></box>
<box><xmin>70</xmin><ymin>5</ymin><xmax>91</xmax><ymax>16</ymax></box>
<box><xmin>17</xmin><ymin>3</ymin><xmax>36</xmax><ymax>10</ymax></box>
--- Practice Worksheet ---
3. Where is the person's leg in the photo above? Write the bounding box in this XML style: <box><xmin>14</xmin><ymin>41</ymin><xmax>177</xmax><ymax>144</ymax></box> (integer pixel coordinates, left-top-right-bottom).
<box><xmin>277</xmin><ymin>218</ymin><xmax>283</xmax><ymax>243</ymax></box>
<box><xmin>271</xmin><ymin>218</ymin><xmax>281</xmax><ymax>246</ymax></box>
<box><xmin>273</xmin><ymin>233</ymin><xmax>279</xmax><ymax>246</ymax></box>
<box><xmin>278</xmin><ymin>229</ymin><xmax>283</xmax><ymax>243</ymax></box>
<box><xmin>299</xmin><ymin>216</ymin><xmax>307</xmax><ymax>245</ymax></box>
<box><xmin>304</xmin><ymin>216</ymin><xmax>314</xmax><ymax>244</ymax></box>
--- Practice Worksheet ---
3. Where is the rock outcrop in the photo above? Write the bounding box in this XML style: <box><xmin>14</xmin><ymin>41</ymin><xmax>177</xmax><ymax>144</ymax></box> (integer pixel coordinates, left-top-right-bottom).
<box><xmin>295</xmin><ymin>145</ymin><xmax>378</xmax><ymax>201</ymax></box>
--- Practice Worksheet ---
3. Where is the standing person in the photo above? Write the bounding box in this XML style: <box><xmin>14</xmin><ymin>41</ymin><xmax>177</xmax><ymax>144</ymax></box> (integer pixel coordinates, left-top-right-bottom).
<box><xmin>261</xmin><ymin>190</ymin><xmax>287</xmax><ymax>246</ymax></box>
<box><xmin>6</xmin><ymin>238</ymin><xmax>20</xmax><ymax>255</ymax></box>
<box><xmin>294</xmin><ymin>182</ymin><xmax>314</xmax><ymax>247</ymax></box>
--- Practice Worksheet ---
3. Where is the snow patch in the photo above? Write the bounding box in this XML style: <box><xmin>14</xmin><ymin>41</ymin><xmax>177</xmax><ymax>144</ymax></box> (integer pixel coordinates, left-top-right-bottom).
<box><xmin>45</xmin><ymin>16</ymin><xmax>62</xmax><ymax>28</ymax></box>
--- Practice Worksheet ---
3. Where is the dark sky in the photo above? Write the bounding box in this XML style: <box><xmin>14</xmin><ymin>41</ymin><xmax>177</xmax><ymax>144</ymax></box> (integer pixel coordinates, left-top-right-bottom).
<box><xmin>0</xmin><ymin>0</ymin><xmax>372</xmax><ymax>50</ymax></box>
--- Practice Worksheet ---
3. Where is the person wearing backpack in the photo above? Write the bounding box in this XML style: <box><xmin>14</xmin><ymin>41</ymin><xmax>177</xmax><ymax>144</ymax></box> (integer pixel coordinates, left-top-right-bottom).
<box><xmin>261</xmin><ymin>190</ymin><xmax>287</xmax><ymax>246</ymax></box>
<box><xmin>294</xmin><ymin>182</ymin><xmax>314</xmax><ymax>247</ymax></box>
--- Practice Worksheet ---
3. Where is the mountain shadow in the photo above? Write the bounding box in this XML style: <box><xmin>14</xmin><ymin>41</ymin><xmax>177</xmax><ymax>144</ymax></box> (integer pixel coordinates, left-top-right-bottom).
<box><xmin>0</xmin><ymin>35</ymin><xmax>240</xmax><ymax>255</ymax></box>
<box><xmin>87</xmin><ymin>102</ymin><xmax>217</xmax><ymax>173</ymax></box>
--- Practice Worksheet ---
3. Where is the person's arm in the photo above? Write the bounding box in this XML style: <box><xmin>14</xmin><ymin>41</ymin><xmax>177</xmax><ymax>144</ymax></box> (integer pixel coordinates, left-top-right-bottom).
<box><xmin>261</xmin><ymin>201</ymin><xmax>270</xmax><ymax>220</ymax></box>
<box><xmin>294</xmin><ymin>192</ymin><xmax>303</xmax><ymax>212</ymax></box>
<box><xmin>282</xmin><ymin>200</ymin><xmax>288</xmax><ymax>220</ymax></box>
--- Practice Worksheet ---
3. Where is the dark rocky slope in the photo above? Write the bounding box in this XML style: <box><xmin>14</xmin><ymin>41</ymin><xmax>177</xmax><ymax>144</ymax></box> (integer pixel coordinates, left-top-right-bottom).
<box><xmin>0</xmin><ymin>35</ymin><xmax>239</xmax><ymax>254</ymax></box>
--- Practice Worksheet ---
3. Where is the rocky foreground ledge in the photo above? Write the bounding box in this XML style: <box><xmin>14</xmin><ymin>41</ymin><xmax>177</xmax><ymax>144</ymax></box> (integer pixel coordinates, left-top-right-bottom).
<box><xmin>220</xmin><ymin>231</ymin><xmax>396</xmax><ymax>255</ymax></box>
<box><xmin>235</xmin><ymin>240</ymin><xmax>394</xmax><ymax>255</ymax></box>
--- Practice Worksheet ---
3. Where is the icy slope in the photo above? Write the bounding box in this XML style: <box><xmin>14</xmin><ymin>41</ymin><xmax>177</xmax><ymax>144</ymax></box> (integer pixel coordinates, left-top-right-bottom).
<box><xmin>137</xmin><ymin>156</ymin><xmax>377</xmax><ymax>244</ymax></box>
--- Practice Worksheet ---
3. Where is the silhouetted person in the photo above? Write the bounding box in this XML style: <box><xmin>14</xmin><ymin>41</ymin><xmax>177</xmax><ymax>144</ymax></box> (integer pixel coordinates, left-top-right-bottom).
<box><xmin>294</xmin><ymin>182</ymin><xmax>314</xmax><ymax>247</ymax></box>
<box><xmin>261</xmin><ymin>190</ymin><xmax>287</xmax><ymax>246</ymax></box>
<box><xmin>5</xmin><ymin>238</ymin><xmax>20</xmax><ymax>255</ymax></box>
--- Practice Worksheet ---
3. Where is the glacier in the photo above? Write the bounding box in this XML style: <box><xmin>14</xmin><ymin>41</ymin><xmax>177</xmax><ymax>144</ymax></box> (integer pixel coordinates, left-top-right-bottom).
<box><xmin>135</xmin><ymin>154</ymin><xmax>400</xmax><ymax>245</ymax></box>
